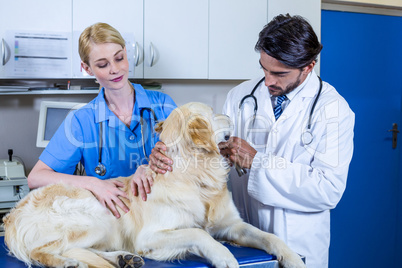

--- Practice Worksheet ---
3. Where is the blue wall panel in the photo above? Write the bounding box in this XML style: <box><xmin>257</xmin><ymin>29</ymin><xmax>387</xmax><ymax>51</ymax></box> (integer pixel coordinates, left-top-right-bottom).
<box><xmin>321</xmin><ymin>10</ymin><xmax>402</xmax><ymax>268</ymax></box>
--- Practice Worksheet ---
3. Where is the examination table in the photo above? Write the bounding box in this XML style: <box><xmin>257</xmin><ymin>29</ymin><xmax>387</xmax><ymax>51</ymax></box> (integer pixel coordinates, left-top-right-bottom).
<box><xmin>1</xmin><ymin>236</ymin><xmax>284</xmax><ymax>267</ymax></box>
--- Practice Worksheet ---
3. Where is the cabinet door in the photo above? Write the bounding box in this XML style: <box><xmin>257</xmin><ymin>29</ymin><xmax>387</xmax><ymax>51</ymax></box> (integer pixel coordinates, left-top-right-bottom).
<box><xmin>72</xmin><ymin>0</ymin><xmax>143</xmax><ymax>78</ymax></box>
<box><xmin>143</xmin><ymin>0</ymin><xmax>208</xmax><ymax>79</ymax></box>
<box><xmin>209</xmin><ymin>0</ymin><xmax>267</xmax><ymax>80</ymax></box>
<box><xmin>0</xmin><ymin>0</ymin><xmax>72</xmax><ymax>78</ymax></box>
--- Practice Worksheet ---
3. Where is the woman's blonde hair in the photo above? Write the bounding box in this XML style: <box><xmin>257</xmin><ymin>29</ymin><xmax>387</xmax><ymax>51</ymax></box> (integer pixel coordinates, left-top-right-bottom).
<box><xmin>79</xmin><ymin>22</ymin><xmax>126</xmax><ymax>65</ymax></box>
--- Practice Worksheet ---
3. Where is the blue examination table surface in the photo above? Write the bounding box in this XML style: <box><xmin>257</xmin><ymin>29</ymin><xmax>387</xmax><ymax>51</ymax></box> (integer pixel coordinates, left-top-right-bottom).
<box><xmin>0</xmin><ymin>236</ymin><xmax>281</xmax><ymax>267</ymax></box>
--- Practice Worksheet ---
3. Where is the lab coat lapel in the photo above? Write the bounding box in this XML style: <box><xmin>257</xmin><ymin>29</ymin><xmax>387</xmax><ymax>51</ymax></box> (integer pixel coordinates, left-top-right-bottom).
<box><xmin>236</xmin><ymin>97</ymin><xmax>259</xmax><ymax>139</ymax></box>
<box><xmin>279</xmin><ymin>95</ymin><xmax>309</xmax><ymax>122</ymax></box>
<box><xmin>244</xmin><ymin>85</ymin><xmax>274</xmax><ymax>149</ymax></box>
<box><xmin>256</xmin><ymin>85</ymin><xmax>275</xmax><ymax>123</ymax></box>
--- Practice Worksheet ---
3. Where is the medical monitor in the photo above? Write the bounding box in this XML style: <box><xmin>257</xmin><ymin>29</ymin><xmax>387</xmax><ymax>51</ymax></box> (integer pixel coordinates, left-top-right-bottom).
<box><xmin>36</xmin><ymin>101</ymin><xmax>86</xmax><ymax>148</ymax></box>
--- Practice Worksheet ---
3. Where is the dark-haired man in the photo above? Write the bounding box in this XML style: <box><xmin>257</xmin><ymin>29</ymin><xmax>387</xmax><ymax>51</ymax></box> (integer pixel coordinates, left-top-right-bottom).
<box><xmin>219</xmin><ymin>14</ymin><xmax>355</xmax><ymax>268</ymax></box>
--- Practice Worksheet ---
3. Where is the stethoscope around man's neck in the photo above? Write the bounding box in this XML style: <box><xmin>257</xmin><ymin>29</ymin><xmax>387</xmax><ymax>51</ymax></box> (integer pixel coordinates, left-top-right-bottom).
<box><xmin>94</xmin><ymin>107</ymin><xmax>158</xmax><ymax>176</ymax></box>
<box><xmin>234</xmin><ymin>75</ymin><xmax>323</xmax><ymax>176</ymax></box>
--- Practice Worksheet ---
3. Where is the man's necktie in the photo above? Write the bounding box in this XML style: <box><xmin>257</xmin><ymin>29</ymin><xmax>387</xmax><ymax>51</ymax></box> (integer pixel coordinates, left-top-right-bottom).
<box><xmin>274</xmin><ymin>95</ymin><xmax>287</xmax><ymax>120</ymax></box>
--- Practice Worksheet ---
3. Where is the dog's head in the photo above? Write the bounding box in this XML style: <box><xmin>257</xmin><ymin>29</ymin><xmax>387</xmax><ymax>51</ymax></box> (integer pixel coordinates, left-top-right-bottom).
<box><xmin>155</xmin><ymin>102</ymin><xmax>232</xmax><ymax>154</ymax></box>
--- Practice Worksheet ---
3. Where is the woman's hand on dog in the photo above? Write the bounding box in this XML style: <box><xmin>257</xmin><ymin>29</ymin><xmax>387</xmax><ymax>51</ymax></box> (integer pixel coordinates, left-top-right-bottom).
<box><xmin>219</xmin><ymin>136</ymin><xmax>257</xmax><ymax>169</ymax></box>
<box><xmin>130</xmin><ymin>165</ymin><xmax>155</xmax><ymax>201</ymax></box>
<box><xmin>149</xmin><ymin>141</ymin><xmax>173</xmax><ymax>174</ymax></box>
<box><xmin>132</xmin><ymin>142</ymin><xmax>173</xmax><ymax>201</ymax></box>
<box><xmin>89</xmin><ymin>178</ymin><xmax>130</xmax><ymax>219</ymax></box>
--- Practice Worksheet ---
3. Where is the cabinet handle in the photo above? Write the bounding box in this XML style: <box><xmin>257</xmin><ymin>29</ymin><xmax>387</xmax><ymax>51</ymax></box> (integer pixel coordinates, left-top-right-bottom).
<box><xmin>1</xmin><ymin>38</ymin><xmax>8</xmax><ymax>66</ymax></box>
<box><xmin>149</xmin><ymin>42</ymin><xmax>155</xmax><ymax>67</ymax></box>
<box><xmin>134</xmin><ymin>42</ymin><xmax>140</xmax><ymax>67</ymax></box>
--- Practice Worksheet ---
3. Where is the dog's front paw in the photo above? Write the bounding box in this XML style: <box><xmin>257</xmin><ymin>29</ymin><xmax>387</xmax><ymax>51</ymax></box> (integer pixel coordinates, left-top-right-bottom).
<box><xmin>118</xmin><ymin>254</ymin><xmax>144</xmax><ymax>268</ymax></box>
<box><xmin>213</xmin><ymin>256</ymin><xmax>239</xmax><ymax>268</ymax></box>
<box><xmin>278</xmin><ymin>252</ymin><xmax>306</xmax><ymax>268</ymax></box>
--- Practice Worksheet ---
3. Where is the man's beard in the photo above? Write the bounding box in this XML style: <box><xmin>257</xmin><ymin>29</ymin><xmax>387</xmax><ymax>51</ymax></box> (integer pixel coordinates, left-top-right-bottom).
<box><xmin>269</xmin><ymin>71</ymin><xmax>303</xmax><ymax>96</ymax></box>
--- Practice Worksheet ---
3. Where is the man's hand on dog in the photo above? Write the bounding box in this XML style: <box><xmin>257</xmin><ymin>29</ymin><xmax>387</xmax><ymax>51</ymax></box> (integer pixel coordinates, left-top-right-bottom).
<box><xmin>149</xmin><ymin>141</ymin><xmax>173</xmax><ymax>174</ymax></box>
<box><xmin>219</xmin><ymin>136</ymin><xmax>257</xmax><ymax>169</ymax></box>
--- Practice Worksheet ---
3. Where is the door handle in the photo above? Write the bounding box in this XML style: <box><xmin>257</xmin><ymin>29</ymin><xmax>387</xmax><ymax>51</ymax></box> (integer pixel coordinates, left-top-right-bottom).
<box><xmin>388</xmin><ymin>123</ymin><xmax>399</xmax><ymax>149</ymax></box>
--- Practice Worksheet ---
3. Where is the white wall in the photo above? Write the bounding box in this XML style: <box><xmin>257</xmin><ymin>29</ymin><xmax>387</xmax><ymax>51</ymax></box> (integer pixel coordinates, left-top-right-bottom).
<box><xmin>0</xmin><ymin>79</ymin><xmax>243</xmax><ymax>174</ymax></box>
<box><xmin>162</xmin><ymin>80</ymin><xmax>240</xmax><ymax>109</ymax></box>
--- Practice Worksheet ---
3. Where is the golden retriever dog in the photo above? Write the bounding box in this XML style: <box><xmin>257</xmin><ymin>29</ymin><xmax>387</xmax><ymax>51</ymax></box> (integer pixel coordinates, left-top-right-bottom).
<box><xmin>2</xmin><ymin>102</ymin><xmax>305</xmax><ymax>268</ymax></box>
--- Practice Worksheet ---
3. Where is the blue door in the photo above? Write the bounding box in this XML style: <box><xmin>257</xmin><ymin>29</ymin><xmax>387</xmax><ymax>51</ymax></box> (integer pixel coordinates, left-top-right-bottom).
<box><xmin>321</xmin><ymin>10</ymin><xmax>402</xmax><ymax>267</ymax></box>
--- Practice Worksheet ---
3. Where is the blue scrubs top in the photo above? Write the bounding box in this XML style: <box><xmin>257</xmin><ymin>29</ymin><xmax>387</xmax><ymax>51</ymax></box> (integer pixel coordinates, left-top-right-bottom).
<box><xmin>40</xmin><ymin>83</ymin><xmax>177</xmax><ymax>179</ymax></box>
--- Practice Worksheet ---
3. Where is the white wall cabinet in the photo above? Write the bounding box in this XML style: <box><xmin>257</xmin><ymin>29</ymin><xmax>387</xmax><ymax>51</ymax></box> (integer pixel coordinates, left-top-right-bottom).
<box><xmin>209</xmin><ymin>0</ymin><xmax>268</xmax><ymax>80</ymax></box>
<box><xmin>0</xmin><ymin>0</ymin><xmax>320</xmax><ymax>80</ymax></box>
<box><xmin>143</xmin><ymin>0</ymin><xmax>209</xmax><ymax>79</ymax></box>
<box><xmin>210</xmin><ymin>0</ymin><xmax>321</xmax><ymax>80</ymax></box>
<box><xmin>0</xmin><ymin>0</ymin><xmax>72</xmax><ymax>79</ymax></box>
<box><xmin>74</xmin><ymin>0</ymin><xmax>208</xmax><ymax>79</ymax></box>
<box><xmin>72</xmin><ymin>0</ymin><xmax>143</xmax><ymax>79</ymax></box>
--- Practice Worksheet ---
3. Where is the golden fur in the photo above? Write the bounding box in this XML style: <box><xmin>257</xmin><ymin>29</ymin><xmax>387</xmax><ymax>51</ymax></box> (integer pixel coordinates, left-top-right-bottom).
<box><xmin>3</xmin><ymin>102</ymin><xmax>305</xmax><ymax>268</ymax></box>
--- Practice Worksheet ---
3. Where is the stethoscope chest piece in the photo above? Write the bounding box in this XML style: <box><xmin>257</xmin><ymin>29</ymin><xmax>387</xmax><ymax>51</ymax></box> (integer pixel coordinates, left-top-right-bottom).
<box><xmin>301</xmin><ymin>131</ymin><xmax>313</xmax><ymax>145</ymax></box>
<box><xmin>95</xmin><ymin>162</ymin><xmax>106</xmax><ymax>176</ymax></box>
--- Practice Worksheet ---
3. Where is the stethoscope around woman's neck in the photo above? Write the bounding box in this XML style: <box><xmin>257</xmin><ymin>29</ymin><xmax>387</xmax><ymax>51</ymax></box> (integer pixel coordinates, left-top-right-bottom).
<box><xmin>94</xmin><ymin>107</ymin><xmax>158</xmax><ymax>177</ymax></box>
<box><xmin>234</xmin><ymin>75</ymin><xmax>323</xmax><ymax>176</ymax></box>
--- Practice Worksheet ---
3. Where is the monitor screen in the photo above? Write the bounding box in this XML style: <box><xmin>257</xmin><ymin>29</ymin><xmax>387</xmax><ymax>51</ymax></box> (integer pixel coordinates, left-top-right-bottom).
<box><xmin>36</xmin><ymin>101</ymin><xmax>86</xmax><ymax>148</ymax></box>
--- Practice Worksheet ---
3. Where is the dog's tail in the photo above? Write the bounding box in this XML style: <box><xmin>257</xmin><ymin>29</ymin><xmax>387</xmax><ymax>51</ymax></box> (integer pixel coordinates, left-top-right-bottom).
<box><xmin>62</xmin><ymin>248</ymin><xmax>114</xmax><ymax>268</ymax></box>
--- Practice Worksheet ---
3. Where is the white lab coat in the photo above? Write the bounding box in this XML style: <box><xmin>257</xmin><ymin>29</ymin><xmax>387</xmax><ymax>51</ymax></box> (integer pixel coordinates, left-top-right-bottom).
<box><xmin>222</xmin><ymin>71</ymin><xmax>355</xmax><ymax>268</ymax></box>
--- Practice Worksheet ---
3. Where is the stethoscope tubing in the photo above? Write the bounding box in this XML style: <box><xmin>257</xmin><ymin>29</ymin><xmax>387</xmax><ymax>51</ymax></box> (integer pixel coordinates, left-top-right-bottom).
<box><xmin>95</xmin><ymin>107</ymin><xmax>157</xmax><ymax>176</ymax></box>
<box><xmin>95</xmin><ymin>120</ymin><xmax>106</xmax><ymax>176</ymax></box>
<box><xmin>238</xmin><ymin>77</ymin><xmax>265</xmax><ymax>116</ymax></box>
<box><xmin>140</xmin><ymin>107</ymin><xmax>158</xmax><ymax>162</ymax></box>
<box><xmin>307</xmin><ymin>76</ymin><xmax>322</xmax><ymax>130</ymax></box>
<box><xmin>238</xmin><ymin>75</ymin><xmax>322</xmax><ymax>132</ymax></box>
<box><xmin>234</xmin><ymin>75</ymin><xmax>323</xmax><ymax>176</ymax></box>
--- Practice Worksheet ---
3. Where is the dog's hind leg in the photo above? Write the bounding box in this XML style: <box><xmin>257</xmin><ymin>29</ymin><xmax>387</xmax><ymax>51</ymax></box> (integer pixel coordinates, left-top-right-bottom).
<box><xmin>215</xmin><ymin>221</ymin><xmax>305</xmax><ymax>268</ymax></box>
<box><xmin>137</xmin><ymin>228</ymin><xmax>239</xmax><ymax>268</ymax></box>
<box><xmin>62</xmin><ymin>248</ymin><xmax>114</xmax><ymax>268</ymax></box>
<box><xmin>31</xmin><ymin>242</ymin><xmax>88</xmax><ymax>268</ymax></box>
<box><xmin>88</xmin><ymin>248</ymin><xmax>144</xmax><ymax>268</ymax></box>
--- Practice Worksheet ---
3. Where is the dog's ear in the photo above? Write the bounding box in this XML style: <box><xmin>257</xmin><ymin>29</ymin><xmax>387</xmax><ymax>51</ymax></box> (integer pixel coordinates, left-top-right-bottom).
<box><xmin>188</xmin><ymin>116</ymin><xmax>219</xmax><ymax>154</ymax></box>
<box><xmin>154</xmin><ymin>121</ymin><xmax>164</xmax><ymax>133</ymax></box>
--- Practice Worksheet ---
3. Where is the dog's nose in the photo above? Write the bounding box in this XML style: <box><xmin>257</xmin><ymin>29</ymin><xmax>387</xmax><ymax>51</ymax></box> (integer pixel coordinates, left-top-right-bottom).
<box><xmin>224</xmin><ymin>134</ymin><xmax>230</xmax><ymax>141</ymax></box>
